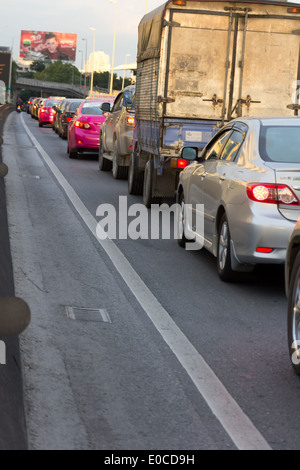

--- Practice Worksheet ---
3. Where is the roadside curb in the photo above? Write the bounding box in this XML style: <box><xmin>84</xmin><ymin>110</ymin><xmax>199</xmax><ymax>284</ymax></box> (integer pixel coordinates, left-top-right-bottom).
<box><xmin>0</xmin><ymin>106</ymin><xmax>28</xmax><ymax>450</ymax></box>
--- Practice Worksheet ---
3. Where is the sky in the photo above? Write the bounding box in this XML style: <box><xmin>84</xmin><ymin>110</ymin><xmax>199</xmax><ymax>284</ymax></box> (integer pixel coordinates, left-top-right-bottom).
<box><xmin>0</xmin><ymin>0</ymin><xmax>165</xmax><ymax>71</ymax></box>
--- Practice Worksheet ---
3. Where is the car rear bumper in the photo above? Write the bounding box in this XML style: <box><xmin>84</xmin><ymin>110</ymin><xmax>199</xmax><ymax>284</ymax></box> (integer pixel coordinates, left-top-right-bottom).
<box><xmin>228</xmin><ymin>203</ymin><xmax>297</xmax><ymax>264</ymax></box>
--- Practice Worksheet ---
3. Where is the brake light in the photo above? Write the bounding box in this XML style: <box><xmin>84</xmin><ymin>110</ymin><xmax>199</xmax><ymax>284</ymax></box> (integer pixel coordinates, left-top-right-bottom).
<box><xmin>66</xmin><ymin>117</ymin><xmax>72</xmax><ymax>122</ymax></box>
<box><xmin>127</xmin><ymin>116</ymin><xmax>135</xmax><ymax>126</ymax></box>
<box><xmin>247</xmin><ymin>184</ymin><xmax>300</xmax><ymax>205</ymax></box>
<box><xmin>177</xmin><ymin>158</ymin><xmax>189</xmax><ymax>169</ymax></box>
<box><xmin>75</xmin><ymin>120</ymin><xmax>91</xmax><ymax>129</ymax></box>
<box><xmin>256</xmin><ymin>248</ymin><xmax>274</xmax><ymax>254</ymax></box>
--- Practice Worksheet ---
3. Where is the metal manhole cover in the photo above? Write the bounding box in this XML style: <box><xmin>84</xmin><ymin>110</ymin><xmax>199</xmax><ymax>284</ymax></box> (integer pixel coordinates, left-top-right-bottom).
<box><xmin>65</xmin><ymin>307</ymin><xmax>112</xmax><ymax>323</ymax></box>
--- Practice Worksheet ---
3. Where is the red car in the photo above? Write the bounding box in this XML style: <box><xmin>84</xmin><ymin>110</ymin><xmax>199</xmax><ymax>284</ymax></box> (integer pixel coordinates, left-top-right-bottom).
<box><xmin>67</xmin><ymin>96</ymin><xmax>115</xmax><ymax>159</ymax></box>
<box><xmin>39</xmin><ymin>98</ymin><xmax>62</xmax><ymax>127</ymax></box>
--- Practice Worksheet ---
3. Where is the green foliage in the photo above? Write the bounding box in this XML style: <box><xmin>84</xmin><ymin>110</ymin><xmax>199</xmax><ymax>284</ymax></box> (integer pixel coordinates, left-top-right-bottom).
<box><xmin>30</xmin><ymin>60</ymin><xmax>46</xmax><ymax>73</ymax></box>
<box><xmin>33</xmin><ymin>61</ymin><xmax>81</xmax><ymax>85</ymax></box>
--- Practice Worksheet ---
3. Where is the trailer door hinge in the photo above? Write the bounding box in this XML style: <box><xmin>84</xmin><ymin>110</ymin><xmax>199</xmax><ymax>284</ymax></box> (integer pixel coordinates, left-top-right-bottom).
<box><xmin>163</xmin><ymin>20</ymin><xmax>181</xmax><ymax>27</ymax></box>
<box><xmin>158</xmin><ymin>96</ymin><xmax>176</xmax><ymax>104</ymax></box>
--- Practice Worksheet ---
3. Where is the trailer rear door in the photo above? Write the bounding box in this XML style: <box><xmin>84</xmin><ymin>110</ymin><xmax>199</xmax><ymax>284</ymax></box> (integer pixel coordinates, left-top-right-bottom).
<box><xmin>164</xmin><ymin>4</ymin><xmax>300</xmax><ymax>121</ymax></box>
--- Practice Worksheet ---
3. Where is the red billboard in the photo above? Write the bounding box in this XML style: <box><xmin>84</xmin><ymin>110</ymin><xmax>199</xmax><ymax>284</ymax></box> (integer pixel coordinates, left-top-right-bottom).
<box><xmin>19</xmin><ymin>31</ymin><xmax>77</xmax><ymax>62</ymax></box>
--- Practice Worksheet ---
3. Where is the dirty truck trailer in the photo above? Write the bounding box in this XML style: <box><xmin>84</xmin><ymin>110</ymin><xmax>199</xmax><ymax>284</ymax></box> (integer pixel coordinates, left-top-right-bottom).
<box><xmin>128</xmin><ymin>0</ymin><xmax>300</xmax><ymax>206</ymax></box>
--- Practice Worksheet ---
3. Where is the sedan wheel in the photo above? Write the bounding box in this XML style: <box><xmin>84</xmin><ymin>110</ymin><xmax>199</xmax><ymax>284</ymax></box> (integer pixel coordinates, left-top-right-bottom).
<box><xmin>112</xmin><ymin>141</ymin><xmax>128</xmax><ymax>180</ymax></box>
<box><xmin>217</xmin><ymin>214</ymin><xmax>235</xmax><ymax>282</ymax></box>
<box><xmin>177</xmin><ymin>192</ymin><xmax>188</xmax><ymax>248</ymax></box>
<box><xmin>68</xmin><ymin>145</ymin><xmax>77</xmax><ymax>159</ymax></box>
<box><xmin>288</xmin><ymin>252</ymin><xmax>300</xmax><ymax>375</ymax></box>
<box><xmin>99</xmin><ymin>135</ymin><xmax>112</xmax><ymax>171</ymax></box>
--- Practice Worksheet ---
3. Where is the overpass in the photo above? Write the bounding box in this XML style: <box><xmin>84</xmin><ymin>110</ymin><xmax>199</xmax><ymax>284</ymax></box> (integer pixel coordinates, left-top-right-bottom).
<box><xmin>15</xmin><ymin>77</ymin><xmax>109</xmax><ymax>99</ymax></box>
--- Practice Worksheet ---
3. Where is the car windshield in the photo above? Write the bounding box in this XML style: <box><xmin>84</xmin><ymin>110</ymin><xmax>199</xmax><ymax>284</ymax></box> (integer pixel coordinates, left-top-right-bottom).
<box><xmin>259</xmin><ymin>125</ymin><xmax>300</xmax><ymax>163</ymax></box>
<box><xmin>81</xmin><ymin>102</ymin><xmax>103</xmax><ymax>116</ymax></box>
<box><xmin>45</xmin><ymin>100</ymin><xmax>58</xmax><ymax>107</ymax></box>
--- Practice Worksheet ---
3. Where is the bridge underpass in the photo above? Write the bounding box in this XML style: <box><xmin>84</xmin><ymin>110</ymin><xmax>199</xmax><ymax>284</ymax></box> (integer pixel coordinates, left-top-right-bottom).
<box><xmin>15</xmin><ymin>77</ymin><xmax>109</xmax><ymax>100</ymax></box>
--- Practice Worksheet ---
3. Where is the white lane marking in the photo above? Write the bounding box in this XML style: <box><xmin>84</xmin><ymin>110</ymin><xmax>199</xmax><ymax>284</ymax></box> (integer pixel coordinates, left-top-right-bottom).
<box><xmin>20</xmin><ymin>114</ymin><xmax>271</xmax><ymax>450</ymax></box>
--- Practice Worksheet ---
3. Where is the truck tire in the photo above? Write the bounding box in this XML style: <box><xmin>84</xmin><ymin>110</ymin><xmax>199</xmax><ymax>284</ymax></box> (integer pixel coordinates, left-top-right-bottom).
<box><xmin>143</xmin><ymin>160</ymin><xmax>156</xmax><ymax>208</ymax></box>
<box><xmin>112</xmin><ymin>141</ymin><xmax>128</xmax><ymax>180</ymax></box>
<box><xmin>99</xmin><ymin>135</ymin><xmax>112</xmax><ymax>171</ymax></box>
<box><xmin>128</xmin><ymin>151</ymin><xmax>144</xmax><ymax>195</ymax></box>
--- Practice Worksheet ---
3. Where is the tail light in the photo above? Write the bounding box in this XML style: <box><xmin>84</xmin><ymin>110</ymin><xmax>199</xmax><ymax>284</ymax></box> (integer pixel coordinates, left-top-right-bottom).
<box><xmin>177</xmin><ymin>158</ymin><xmax>189</xmax><ymax>169</ymax></box>
<box><xmin>75</xmin><ymin>120</ymin><xmax>91</xmax><ymax>129</ymax></box>
<box><xmin>127</xmin><ymin>116</ymin><xmax>135</xmax><ymax>126</ymax></box>
<box><xmin>171</xmin><ymin>158</ymin><xmax>190</xmax><ymax>169</ymax></box>
<box><xmin>66</xmin><ymin>117</ymin><xmax>72</xmax><ymax>122</ymax></box>
<box><xmin>247</xmin><ymin>184</ymin><xmax>300</xmax><ymax>206</ymax></box>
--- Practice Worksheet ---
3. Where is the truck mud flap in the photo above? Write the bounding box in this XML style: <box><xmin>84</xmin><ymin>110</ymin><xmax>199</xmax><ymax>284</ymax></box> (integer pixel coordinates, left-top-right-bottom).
<box><xmin>152</xmin><ymin>169</ymin><xmax>178</xmax><ymax>198</ymax></box>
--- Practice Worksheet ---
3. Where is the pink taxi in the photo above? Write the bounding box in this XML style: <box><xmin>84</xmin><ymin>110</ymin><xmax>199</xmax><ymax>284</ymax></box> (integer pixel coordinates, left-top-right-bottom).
<box><xmin>67</xmin><ymin>96</ymin><xmax>115</xmax><ymax>159</ymax></box>
<box><xmin>38</xmin><ymin>98</ymin><xmax>62</xmax><ymax>127</ymax></box>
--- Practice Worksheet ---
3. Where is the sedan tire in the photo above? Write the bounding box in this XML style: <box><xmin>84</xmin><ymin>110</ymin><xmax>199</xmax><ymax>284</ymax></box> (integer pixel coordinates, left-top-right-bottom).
<box><xmin>112</xmin><ymin>141</ymin><xmax>128</xmax><ymax>180</ymax></box>
<box><xmin>287</xmin><ymin>251</ymin><xmax>300</xmax><ymax>375</ymax></box>
<box><xmin>177</xmin><ymin>192</ymin><xmax>189</xmax><ymax>248</ymax></box>
<box><xmin>99</xmin><ymin>135</ymin><xmax>112</xmax><ymax>171</ymax></box>
<box><xmin>217</xmin><ymin>214</ymin><xmax>236</xmax><ymax>282</ymax></box>
<box><xmin>68</xmin><ymin>145</ymin><xmax>77</xmax><ymax>159</ymax></box>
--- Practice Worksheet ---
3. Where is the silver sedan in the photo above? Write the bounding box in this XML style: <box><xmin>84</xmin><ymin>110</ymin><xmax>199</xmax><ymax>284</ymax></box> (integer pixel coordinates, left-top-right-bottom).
<box><xmin>177</xmin><ymin>117</ymin><xmax>300</xmax><ymax>282</ymax></box>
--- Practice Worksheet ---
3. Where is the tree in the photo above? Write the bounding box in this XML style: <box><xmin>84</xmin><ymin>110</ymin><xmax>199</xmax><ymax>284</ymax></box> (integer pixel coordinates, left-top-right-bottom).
<box><xmin>30</xmin><ymin>60</ymin><xmax>46</xmax><ymax>73</ymax></box>
<box><xmin>33</xmin><ymin>61</ymin><xmax>81</xmax><ymax>85</ymax></box>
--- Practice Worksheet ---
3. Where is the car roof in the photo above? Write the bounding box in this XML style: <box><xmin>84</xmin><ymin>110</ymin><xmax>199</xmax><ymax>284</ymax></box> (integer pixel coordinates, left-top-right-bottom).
<box><xmin>231</xmin><ymin>116</ymin><xmax>300</xmax><ymax>126</ymax></box>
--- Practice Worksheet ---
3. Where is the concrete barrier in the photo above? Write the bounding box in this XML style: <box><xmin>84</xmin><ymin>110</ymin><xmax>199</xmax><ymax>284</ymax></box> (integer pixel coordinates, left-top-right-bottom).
<box><xmin>0</xmin><ymin>105</ymin><xmax>28</xmax><ymax>450</ymax></box>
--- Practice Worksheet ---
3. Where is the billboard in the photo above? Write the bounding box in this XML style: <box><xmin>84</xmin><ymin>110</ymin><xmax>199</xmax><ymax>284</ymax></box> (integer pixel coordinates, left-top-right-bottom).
<box><xmin>19</xmin><ymin>31</ymin><xmax>77</xmax><ymax>63</ymax></box>
<box><xmin>0</xmin><ymin>51</ymin><xmax>11</xmax><ymax>103</ymax></box>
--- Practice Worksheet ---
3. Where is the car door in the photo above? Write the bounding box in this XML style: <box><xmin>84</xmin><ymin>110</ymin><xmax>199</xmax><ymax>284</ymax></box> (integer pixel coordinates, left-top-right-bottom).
<box><xmin>103</xmin><ymin>93</ymin><xmax>123</xmax><ymax>152</ymax></box>
<box><xmin>186</xmin><ymin>129</ymin><xmax>233</xmax><ymax>242</ymax></box>
<box><xmin>203</xmin><ymin>128</ymin><xmax>247</xmax><ymax>241</ymax></box>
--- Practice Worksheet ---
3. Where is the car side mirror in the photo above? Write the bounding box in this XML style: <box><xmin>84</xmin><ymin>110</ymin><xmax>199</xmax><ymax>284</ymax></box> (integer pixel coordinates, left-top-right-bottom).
<box><xmin>181</xmin><ymin>147</ymin><xmax>199</xmax><ymax>161</ymax></box>
<box><xmin>52</xmin><ymin>105</ymin><xmax>57</xmax><ymax>111</ymax></box>
<box><xmin>101</xmin><ymin>103</ymin><xmax>111</xmax><ymax>113</ymax></box>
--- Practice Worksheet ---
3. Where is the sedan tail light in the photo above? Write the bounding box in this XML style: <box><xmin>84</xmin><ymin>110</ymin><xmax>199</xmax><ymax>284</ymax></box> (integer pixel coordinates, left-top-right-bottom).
<box><xmin>247</xmin><ymin>184</ymin><xmax>300</xmax><ymax>206</ymax></box>
<box><xmin>74</xmin><ymin>120</ymin><xmax>91</xmax><ymax>130</ymax></box>
<box><xmin>127</xmin><ymin>116</ymin><xmax>135</xmax><ymax>126</ymax></box>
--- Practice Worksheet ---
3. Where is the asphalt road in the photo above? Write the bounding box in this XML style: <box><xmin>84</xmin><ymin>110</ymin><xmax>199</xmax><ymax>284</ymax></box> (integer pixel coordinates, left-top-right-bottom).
<box><xmin>2</xmin><ymin>110</ymin><xmax>300</xmax><ymax>450</ymax></box>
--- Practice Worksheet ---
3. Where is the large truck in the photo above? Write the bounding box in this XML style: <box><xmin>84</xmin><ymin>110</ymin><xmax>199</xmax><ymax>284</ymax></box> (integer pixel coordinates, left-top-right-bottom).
<box><xmin>129</xmin><ymin>0</ymin><xmax>300</xmax><ymax>206</ymax></box>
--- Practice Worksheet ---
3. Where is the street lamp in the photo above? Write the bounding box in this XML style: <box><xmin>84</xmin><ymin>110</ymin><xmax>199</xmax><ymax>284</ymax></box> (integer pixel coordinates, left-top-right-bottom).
<box><xmin>82</xmin><ymin>38</ymin><xmax>87</xmax><ymax>91</ymax></box>
<box><xmin>109</xmin><ymin>0</ymin><xmax>118</xmax><ymax>95</ymax></box>
<box><xmin>122</xmin><ymin>53</ymin><xmax>131</xmax><ymax>90</ymax></box>
<box><xmin>78</xmin><ymin>49</ymin><xmax>83</xmax><ymax>88</ymax></box>
<box><xmin>89</xmin><ymin>27</ymin><xmax>96</xmax><ymax>95</ymax></box>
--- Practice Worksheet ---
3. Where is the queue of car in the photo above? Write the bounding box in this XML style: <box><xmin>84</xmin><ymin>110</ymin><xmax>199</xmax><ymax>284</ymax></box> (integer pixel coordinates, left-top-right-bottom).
<box><xmin>27</xmin><ymin>87</ymin><xmax>300</xmax><ymax>375</ymax></box>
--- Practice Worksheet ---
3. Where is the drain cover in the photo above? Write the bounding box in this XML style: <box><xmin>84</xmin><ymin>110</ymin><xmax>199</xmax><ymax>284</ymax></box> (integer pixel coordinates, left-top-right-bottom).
<box><xmin>65</xmin><ymin>307</ymin><xmax>112</xmax><ymax>323</ymax></box>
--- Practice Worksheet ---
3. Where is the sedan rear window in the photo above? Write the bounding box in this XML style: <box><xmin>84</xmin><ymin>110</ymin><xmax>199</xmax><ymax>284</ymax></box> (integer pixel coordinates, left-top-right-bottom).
<box><xmin>259</xmin><ymin>126</ymin><xmax>300</xmax><ymax>163</ymax></box>
<box><xmin>81</xmin><ymin>102</ymin><xmax>103</xmax><ymax>116</ymax></box>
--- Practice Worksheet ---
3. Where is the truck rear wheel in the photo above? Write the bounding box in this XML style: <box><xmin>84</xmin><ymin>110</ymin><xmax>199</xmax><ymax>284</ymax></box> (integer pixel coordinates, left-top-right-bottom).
<box><xmin>143</xmin><ymin>160</ymin><xmax>156</xmax><ymax>208</ymax></box>
<box><xmin>128</xmin><ymin>151</ymin><xmax>144</xmax><ymax>195</ymax></box>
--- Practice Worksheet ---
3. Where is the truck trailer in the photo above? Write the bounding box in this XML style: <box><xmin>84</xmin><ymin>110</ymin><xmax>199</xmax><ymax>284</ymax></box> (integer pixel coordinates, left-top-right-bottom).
<box><xmin>129</xmin><ymin>0</ymin><xmax>300</xmax><ymax>206</ymax></box>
